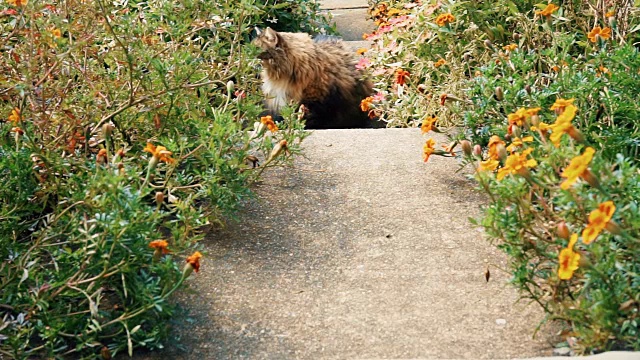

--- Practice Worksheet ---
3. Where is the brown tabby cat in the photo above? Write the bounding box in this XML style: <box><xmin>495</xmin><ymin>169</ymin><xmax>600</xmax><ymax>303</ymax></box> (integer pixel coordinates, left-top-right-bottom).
<box><xmin>252</xmin><ymin>27</ymin><xmax>378</xmax><ymax>129</ymax></box>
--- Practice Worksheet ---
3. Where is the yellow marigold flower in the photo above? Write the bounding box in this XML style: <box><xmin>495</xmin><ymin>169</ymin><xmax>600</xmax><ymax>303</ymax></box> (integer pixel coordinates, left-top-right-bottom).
<box><xmin>144</xmin><ymin>143</ymin><xmax>175</xmax><ymax>164</ymax></box>
<box><xmin>360</xmin><ymin>96</ymin><xmax>374</xmax><ymax>112</ymax></box>
<box><xmin>50</xmin><ymin>28</ymin><xmax>62</xmax><ymax>38</ymax></box>
<box><xmin>434</xmin><ymin>59</ymin><xmax>446</xmax><ymax>68</ymax></box>
<box><xmin>488</xmin><ymin>135</ymin><xmax>505</xmax><ymax>160</ymax></box>
<box><xmin>503</xmin><ymin>44</ymin><xmax>518</xmax><ymax>52</ymax></box>
<box><xmin>479</xmin><ymin>158</ymin><xmax>499</xmax><ymax>171</ymax></box>
<box><xmin>558</xmin><ymin>233</ymin><xmax>580</xmax><ymax>280</ymax></box>
<box><xmin>387</xmin><ymin>8</ymin><xmax>402</xmax><ymax>17</ymax></box>
<box><xmin>588</xmin><ymin>26</ymin><xmax>612</xmax><ymax>43</ymax></box>
<box><xmin>6</xmin><ymin>0</ymin><xmax>28</xmax><ymax>6</ymax></box>
<box><xmin>507</xmin><ymin>107</ymin><xmax>541</xmax><ymax>128</ymax></box>
<box><xmin>582</xmin><ymin>201</ymin><xmax>616</xmax><ymax>244</ymax></box>
<box><xmin>550</xmin><ymin>98</ymin><xmax>575</xmax><ymax>113</ymax></box>
<box><xmin>549</xmin><ymin>105</ymin><xmax>578</xmax><ymax>146</ymax></box>
<box><xmin>496</xmin><ymin>148</ymin><xmax>537</xmax><ymax>181</ymax></box>
<box><xmin>423</xmin><ymin>138</ymin><xmax>436</xmax><ymax>162</ymax></box>
<box><xmin>560</xmin><ymin>147</ymin><xmax>595</xmax><ymax>189</ymax></box>
<box><xmin>421</xmin><ymin>116</ymin><xmax>437</xmax><ymax>133</ymax></box>
<box><xmin>435</xmin><ymin>13</ymin><xmax>455</xmax><ymax>27</ymax></box>
<box><xmin>605</xmin><ymin>10</ymin><xmax>615</xmax><ymax>18</ymax></box>
<box><xmin>356</xmin><ymin>48</ymin><xmax>368</xmax><ymax>55</ymax></box>
<box><xmin>506</xmin><ymin>136</ymin><xmax>533</xmax><ymax>153</ymax></box>
<box><xmin>260</xmin><ymin>115</ymin><xmax>278</xmax><ymax>132</ymax></box>
<box><xmin>149</xmin><ymin>239</ymin><xmax>170</xmax><ymax>254</ymax></box>
<box><xmin>8</xmin><ymin>108</ymin><xmax>20</xmax><ymax>124</ymax></box>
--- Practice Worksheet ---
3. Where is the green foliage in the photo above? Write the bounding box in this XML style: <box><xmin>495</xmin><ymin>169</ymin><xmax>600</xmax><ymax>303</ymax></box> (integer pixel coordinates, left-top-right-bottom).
<box><xmin>364</xmin><ymin>0</ymin><xmax>640</xmax><ymax>353</ymax></box>
<box><xmin>0</xmin><ymin>0</ymin><xmax>321</xmax><ymax>358</ymax></box>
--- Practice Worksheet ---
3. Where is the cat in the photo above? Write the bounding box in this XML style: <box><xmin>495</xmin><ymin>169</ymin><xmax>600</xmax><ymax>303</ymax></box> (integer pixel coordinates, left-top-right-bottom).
<box><xmin>252</xmin><ymin>27</ymin><xmax>380</xmax><ymax>129</ymax></box>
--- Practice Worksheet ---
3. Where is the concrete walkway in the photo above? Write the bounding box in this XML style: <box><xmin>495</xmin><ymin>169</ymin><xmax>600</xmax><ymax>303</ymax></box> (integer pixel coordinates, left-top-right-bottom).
<box><xmin>136</xmin><ymin>131</ymin><xmax>553</xmax><ymax>359</ymax></box>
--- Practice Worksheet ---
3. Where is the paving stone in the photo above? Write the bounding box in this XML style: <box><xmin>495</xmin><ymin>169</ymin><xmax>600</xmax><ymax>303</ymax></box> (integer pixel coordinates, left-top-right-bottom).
<box><xmin>325</xmin><ymin>8</ymin><xmax>375</xmax><ymax>41</ymax></box>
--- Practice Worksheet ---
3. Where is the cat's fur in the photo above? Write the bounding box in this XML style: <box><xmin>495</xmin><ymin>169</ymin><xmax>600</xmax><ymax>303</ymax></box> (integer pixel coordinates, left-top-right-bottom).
<box><xmin>253</xmin><ymin>27</ymin><xmax>378</xmax><ymax>129</ymax></box>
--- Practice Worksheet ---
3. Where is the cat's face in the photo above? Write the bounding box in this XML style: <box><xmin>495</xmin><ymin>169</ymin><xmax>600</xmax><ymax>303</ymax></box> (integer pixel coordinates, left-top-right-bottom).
<box><xmin>252</xmin><ymin>27</ymin><xmax>286</xmax><ymax>63</ymax></box>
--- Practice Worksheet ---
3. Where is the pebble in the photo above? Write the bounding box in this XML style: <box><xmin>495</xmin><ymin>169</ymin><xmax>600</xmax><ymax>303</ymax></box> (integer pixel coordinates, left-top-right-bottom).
<box><xmin>495</xmin><ymin>319</ymin><xmax>507</xmax><ymax>326</ymax></box>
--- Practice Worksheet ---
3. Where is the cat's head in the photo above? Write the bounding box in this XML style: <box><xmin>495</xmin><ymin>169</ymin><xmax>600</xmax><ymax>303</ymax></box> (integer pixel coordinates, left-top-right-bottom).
<box><xmin>252</xmin><ymin>27</ymin><xmax>286</xmax><ymax>62</ymax></box>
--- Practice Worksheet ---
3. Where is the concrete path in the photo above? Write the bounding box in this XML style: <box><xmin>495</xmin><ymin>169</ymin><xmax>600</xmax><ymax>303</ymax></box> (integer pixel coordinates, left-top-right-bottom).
<box><xmin>135</xmin><ymin>130</ymin><xmax>556</xmax><ymax>359</ymax></box>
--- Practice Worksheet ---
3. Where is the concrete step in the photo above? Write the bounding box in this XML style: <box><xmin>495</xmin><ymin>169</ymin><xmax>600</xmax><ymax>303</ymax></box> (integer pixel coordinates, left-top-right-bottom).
<box><xmin>320</xmin><ymin>0</ymin><xmax>368</xmax><ymax>10</ymax></box>
<box><xmin>323</xmin><ymin>8</ymin><xmax>375</xmax><ymax>41</ymax></box>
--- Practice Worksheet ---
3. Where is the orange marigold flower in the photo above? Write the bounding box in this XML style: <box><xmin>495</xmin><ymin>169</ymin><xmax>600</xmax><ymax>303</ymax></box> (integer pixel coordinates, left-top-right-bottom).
<box><xmin>149</xmin><ymin>239</ymin><xmax>170</xmax><ymax>254</ymax></box>
<box><xmin>439</xmin><ymin>93</ymin><xmax>448</xmax><ymax>105</ymax></box>
<box><xmin>588</xmin><ymin>26</ymin><xmax>612</xmax><ymax>43</ymax></box>
<box><xmin>8</xmin><ymin>108</ymin><xmax>20</xmax><ymax>124</ymax></box>
<box><xmin>605</xmin><ymin>10</ymin><xmax>615</xmax><ymax>18</ymax></box>
<box><xmin>260</xmin><ymin>115</ymin><xmax>278</xmax><ymax>132</ymax></box>
<box><xmin>506</xmin><ymin>136</ymin><xmax>533</xmax><ymax>153</ymax></box>
<box><xmin>582</xmin><ymin>201</ymin><xmax>616</xmax><ymax>244</ymax></box>
<box><xmin>434</xmin><ymin>59</ymin><xmax>446</xmax><ymax>67</ymax></box>
<box><xmin>356</xmin><ymin>48</ymin><xmax>368</xmax><ymax>55</ymax></box>
<box><xmin>11</xmin><ymin>126</ymin><xmax>24</xmax><ymax>135</ymax></box>
<box><xmin>560</xmin><ymin>147</ymin><xmax>595</xmax><ymax>189</ymax></box>
<box><xmin>186</xmin><ymin>251</ymin><xmax>203</xmax><ymax>272</ymax></box>
<box><xmin>6</xmin><ymin>0</ymin><xmax>28</xmax><ymax>6</ymax></box>
<box><xmin>558</xmin><ymin>233</ymin><xmax>580</xmax><ymax>280</ymax></box>
<box><xmin>488</xmin><ymin>135</ymin><xmax>506</xmax><ymax>160</ymax></box>
<box><xmin>421</xmin><ymin>116</ymin><xmax>437</xmax><ymax>133</ymax></box>
<box><xmin>535</xmin><ymin>3</ymin><xmax>559</xmax><ymax>17</ymax></box>
<box><xmin>360</xmin><ymin>96</ymin><xmax>374</xmax><ymax>112</ymax></box>
<box><xmin>435</xmin><ymin>13</ymin><xmax>455</xmax><ymax>26</ymax></box>
<box><xmin>496</xmin><ymin>148</ymin><xmax>537</xmax><ymax>181</ymax></box>
<box><xmin>423</xmin><ymin>138</ymin><xmax>436</xmax><ymax>162</ymax></box>
<box><xmin>395</xmin><ymin>69</ymin><xmax>410</xmax><ymax>85</ymax></box>
<box><xmin>50</xmin><ymin>27</ymin><xmax>61</xmax><ymax>38</ymax></box>
<box><xmin>143</xmin><ymin>143</ymin><xmax>175</xmax><ymax>164</ymax></box>
<box><xmin>502</xmin><ymin>43</ymin><xmax>518</xmax><ymax>52</ymax></box>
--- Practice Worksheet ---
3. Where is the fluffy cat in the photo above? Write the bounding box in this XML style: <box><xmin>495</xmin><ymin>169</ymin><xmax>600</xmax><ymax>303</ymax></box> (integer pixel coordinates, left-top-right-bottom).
<box><xmin>252</xmin><ymin>27</ymin><xmax>379</xmax><ymax>129</ymax></box>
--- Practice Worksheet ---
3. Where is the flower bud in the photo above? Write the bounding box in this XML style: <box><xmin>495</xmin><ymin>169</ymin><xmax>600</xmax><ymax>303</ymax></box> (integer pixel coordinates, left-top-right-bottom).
<box><xmin>605</xmin><ymin>220</ymin><xmax>623</xmax><ymax>236</ymax></box>
<box><xmin>496</xmin><ymin>143</ymin><xmax>508</xmax><ymax>161</ymax></box>
<box><xmin>226</xmin><ymin>80</ymin><xmax>235</xmax><ymax>94</ymax></box>
<box><xmin>577</xmin><ymin>250</ymin><xmax>591</xmax><ymax>268</ymax></box>
<box><xmin>155</xmin><ymin>191</ymin><xmax>165</xmax><ymax>206</ymax></box>
<box><xmin>460</xmin><ymin>140</ymin><xmax>472</xmax><ymax>157</ymax></box>
<box><xmin>473</xmin><ymin>144</ymin><xmax>482</xmax><ymax>157</ymax></box>
<box><xmin>524</xmin><ymin>84</ymin><xmax>532</xmax><ymax>95</ymax></box>
<box><xmin>102</xmin><ymin>123</ymin><xmax>114</xmax><ymax>138</ymax></box>
<box><xmin>556</xmin><ymin>221</ymin><xmax>570</xmax><ymax>240</ymax></box>
<box><xmin>417</xmin><ymin>84</ymin><xmax>428</xmax><ymax>94</ymax></box>
<box><xmin>494</xmin><ymin>86</ymin><xmax>504</xmax><ymax>101</ymax></box>
<box><xmin>267</xmin><ymin>140</ymin><xmax>288</xmax><ymax>162</ymax></box>
<box><xmin>581</xmin><ymin>169</ymin><xmax>601</xmax><ymax>189</ymax></box>
<box><xmin>513</xmin><ymin>33</ymin><xmax>521</xmax><ymax>42</ymax></box>
<box><xmin>254</xmin><ymin>121</ymin><xmax>266</xmax><ymax>136</ymax></box>
<box><xmin>511</xmin><ymin>125</ymin><xmax>522</xmax><ymax>138</ymax></box>
<box><xmin>96</xmin><ymin>149</ymin><xmax>108</xmax><ymax>165</ymax></box>
<box><xmin>568</xmin><ymin>127</ymin><xmax>585</xmax><ymax>143</ymax></box>
<box><xmin>530</xmin><ymin>114</ymin><xmax>540</xmax><ymax>127</ymax></box>
<box><xmin>484</xmin><ymin>39</ymin><xmax>494</xmax><ymax>50</ymax></box>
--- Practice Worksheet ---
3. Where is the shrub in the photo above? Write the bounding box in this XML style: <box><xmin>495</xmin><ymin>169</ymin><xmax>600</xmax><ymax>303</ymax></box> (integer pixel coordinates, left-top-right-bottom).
<box><xmin>364</xmin><ymin>0</ymin><xmax>640</xmax><ymax>353</ymax></box>
<box><xmin>0</xmin><ymin>0</ymin><xmax>323</xmax><ymax>358</ymax></box>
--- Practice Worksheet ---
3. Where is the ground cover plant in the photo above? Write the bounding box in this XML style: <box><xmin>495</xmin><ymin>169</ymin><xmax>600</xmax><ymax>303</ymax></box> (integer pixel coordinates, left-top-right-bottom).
<box><xmin>0</xmin><ymin>0</ymin><xmax>331</xmax><ymax>358</ymax></box>
<box><xmin>363</xmin><ymin>0</ymin><xmax>640</xmax><ymax>353</ymax></box>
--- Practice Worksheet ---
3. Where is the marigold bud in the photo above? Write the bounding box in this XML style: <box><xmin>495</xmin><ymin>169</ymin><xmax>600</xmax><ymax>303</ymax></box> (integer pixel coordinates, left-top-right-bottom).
<box><xmin>511</xmin><ymin>125</ymin><xmax>522</xmax><ymax>138</ymax></box>
<box><xmin>96</xmin><ymin>149</ymin><xmax>108</xmax><ymax>165</ymax></box>
<box><xmin>267</xmin><ymin>140</ymin><xmax>288</xmax><ymax>162</ymax></box>
<box><xmin>102</xmin><ymin>123</ymin><xmax>114</xmax><ymax>138</ymax></box>
<box><xmin>581</xmin><ymin>169</ymin><xmax>601</xmax><ymax>189</ymax></box>
<box><xmin>494</xmin><ymin>86</ymin><xmax>504</xmax><ymax>101</ymax></box>
<box><xmin>568</xmin><ymin>127</ymin><xmax>585</xmax><ymax>143</ymax></box>
<box><xmin>496</xmin><ymin>143</ymin><xmax>508</xmax><ymax>161</ymax></box>
<box><xmin>577</xmin><ymin>250</ymin><xmax>591</xmax><ymax>268</ymax></box>
<box><xmin>473</xmin><ymin>144</ymin><xmax>482</xmax><ymax>157</ymax></box>
<box><xmin>460</xmin><ymin>140</ymin><xmax>472</xmax><ymax>157</ymax></box>
<box><xmin>155</xmin><ymin>191</ymin><xmax>165</xmax><ymax>206</ymax></box>
<box><xmin>226</xmin><ymin>80</ymin><xmax>235</xmax><ymax>93</ymax></box>
<box><xmin>557</xmin><ymin>221</ymin><xmax>570</xmax><ymax>240</ymax></box>
<box><xmin>605</xmin><ymin>220</ymin><xmax>623</xmax><ymax>236</ymax></box>
<box><xmin>525</xmin><ymin>84</ymin><xmax>532</xmax><ymax>95</ymax></box>
<box><xmin>530</xmin><ymin>114</ymin><xmax>540</xmax><ymax>127</ymax></box>
<box><xmin>513</xmin><ymin>33</ymin><xmax>521</xmax><ymax>42</ymax></box>
<box><xmin>254</xmin><ymin>121</ymin><xmax>266</xmax><ymax>136</ymax></box>
<box><xmin>484</xmin><ymin>39</ymin><xmax>494</xmax><ymax>50</ymax></box>
<box><xmin>417</xmin><ymin>84</ymin><xmax>428</xmax><ymax>94</ymax></box>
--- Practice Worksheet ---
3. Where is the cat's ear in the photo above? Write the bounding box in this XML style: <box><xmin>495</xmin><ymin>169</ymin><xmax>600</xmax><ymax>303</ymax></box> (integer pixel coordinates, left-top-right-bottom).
<box><xmin>254</xmin><ymin>27</ymin><xmax>263</xmax><ymax>36</ymax></box>
<box><xmin>263</xmin><ymin>27</ymin><xmax>279</xmax><ymax>47</ymax></box>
